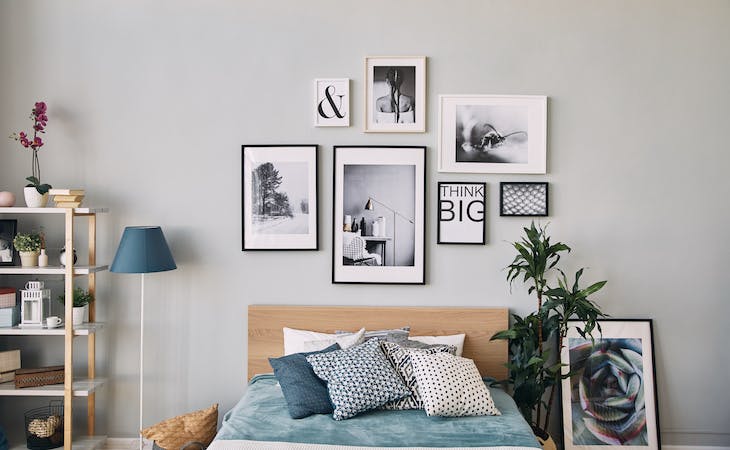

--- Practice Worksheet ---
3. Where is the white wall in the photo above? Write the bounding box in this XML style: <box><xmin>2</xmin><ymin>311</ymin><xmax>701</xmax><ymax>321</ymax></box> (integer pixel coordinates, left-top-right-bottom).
<box><xmin>1</xmin><ymin>0</ymin><xmax>729</xmax><ymax>446</ymax></box>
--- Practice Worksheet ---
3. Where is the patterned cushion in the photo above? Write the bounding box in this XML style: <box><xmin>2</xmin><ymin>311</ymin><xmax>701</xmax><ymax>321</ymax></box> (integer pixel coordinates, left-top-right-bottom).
<box><xmin>380</xmin><ymin>341</ymin><xmax>456</xmax><ymax>410</ymax></box>
<box><xmin>410</xmin><ymin>352</ymin><xmax>501</xmax><ymax>417</ymax></box>
<box><xmin>306</xmin><ymin>339</ymin><xmax>411</xmax><ymax>420</ymax></box>
<box><xmin>268</xmin><ymin>344</ymin><xmax>340</xmax><ymax>419</ymax></box>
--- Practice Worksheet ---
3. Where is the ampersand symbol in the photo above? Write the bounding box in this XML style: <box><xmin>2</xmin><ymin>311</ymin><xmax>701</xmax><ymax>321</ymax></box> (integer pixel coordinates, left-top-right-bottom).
<box><xmin>318</xmin><ymin>85</ymin><xmax>346</xmax><ymax>119</ymax></box>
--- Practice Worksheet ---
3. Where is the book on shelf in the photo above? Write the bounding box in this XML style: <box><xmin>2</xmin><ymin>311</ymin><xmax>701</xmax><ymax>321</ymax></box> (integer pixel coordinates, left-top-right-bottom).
<box><xmin>51</xmin><ymin>195</ymin><xmax>84</xmax><ymax>202</ymax></box>
<box><xmin>54</xmin><ymin>201</ymin><xmax>83</xmax><ymax>208</ymax></box>
<box><xmin>0</xmin><ymin>350</ymin><xmax>20</xmax><ymax>383</ymax></box>
<box><xmin>48</xmin><ymin>189</ymin><xmax>85</xmax><ymax>196</ymax></box>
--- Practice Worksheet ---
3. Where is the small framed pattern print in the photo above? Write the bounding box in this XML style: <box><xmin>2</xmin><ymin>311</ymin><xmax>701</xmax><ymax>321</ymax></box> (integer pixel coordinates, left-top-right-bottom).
<box><xmin>242</xmin><ymin>145</ymin><xmax>318</xmax><ymax>250</ymax></box>
<box><xmin>0</xmin><ymin>219</ymin><xmax>18</xmax><ymax>266</ymax></box>
<box><xmin>499</xmin><ymin>182</ymin><xmax>548</xmax><ymax>217</ymax></box>
<box><xmin>561</xmin><ymin>319</ymin><xmax>661</xmax><ymax>450</ymax></box>
<box><xmin>437</xmin><ymin>182</ymin><xmax>486</xmax><ymax>244</ymax></box>
<box><xmin>314</xmin><ymin>79</ymin><xmax>349</xmax><ymax>127</ymax></box>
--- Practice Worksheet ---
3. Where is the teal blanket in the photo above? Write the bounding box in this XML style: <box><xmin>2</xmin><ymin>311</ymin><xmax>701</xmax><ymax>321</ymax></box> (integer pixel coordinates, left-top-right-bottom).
<box><xmin>215</xmin><ymin>374</ymin><xmax>539</xmax><ymax>448</ymax></box>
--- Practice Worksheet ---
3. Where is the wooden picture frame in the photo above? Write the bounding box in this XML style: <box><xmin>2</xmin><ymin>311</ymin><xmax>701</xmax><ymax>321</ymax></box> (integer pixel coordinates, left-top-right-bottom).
<box><xmin>332</xmin><ymin>146</ymin><xmax>426</xmax><ymax>284</ymax></box>
<box><xmin>437</xmin><ymin>182</ymin><xmax>486</xmax><ymax>245</ymax></box>
<box><xmin>0</xmin><ymin>219</ymin><xmax>18</xmax><ymax>266</ymax></box>
<box><xmin>438</xmin><ymin>95</ymin><xmax>547</xmax><ymax>173</ymax></box>
<box><xmin>561</xmin><ymin>319</ymin><xmax>661</xmax><ymax>450</ymax></box>
<box><xmin>499</xmin><ymin>182</ymin><xmax>549</xmax><ymax>217</ymax></box>
<box><xmin>242</xmin><ymin>145</ymin><xmax>318</xmax><ymax>251</ymax></box>
<box><xmin>365</xmin><ymin>56</ymin><xmax>426</xmax><ymax>133</ymax></box>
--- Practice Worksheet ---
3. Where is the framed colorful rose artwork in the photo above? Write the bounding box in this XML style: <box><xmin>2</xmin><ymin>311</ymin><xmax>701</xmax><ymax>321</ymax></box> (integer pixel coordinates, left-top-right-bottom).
<box><xmin>561</xmin><ymin>319</ymin><xmax>661</xmax><ymax>450</ymax></box>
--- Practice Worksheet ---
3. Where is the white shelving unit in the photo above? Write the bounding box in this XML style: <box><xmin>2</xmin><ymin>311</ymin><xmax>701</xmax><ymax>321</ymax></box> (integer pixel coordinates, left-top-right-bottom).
<box><xmin>0</xmin><ymin>206</ymin><xmax>108</xmax><ymax>450</ymax></box>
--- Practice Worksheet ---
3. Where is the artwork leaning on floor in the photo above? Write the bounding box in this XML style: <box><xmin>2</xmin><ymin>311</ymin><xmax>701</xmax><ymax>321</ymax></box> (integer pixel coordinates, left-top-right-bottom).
<box><xmin>500</xmin><ymin>182</ymin><xmax>548</xmax><ymax>217</ymax></box>
<box><xmin>332</xmin><ymin>146</ymin><xmax>425</xmax><ymax>284</ymax></box>
<box><xmin>561</xmin><ymin>319</ymin><xmax>661</xmax><ymax>450</ymax></box>
<box><xmin>242</xmin><ymin>145</ymin><xmax>318</xmax><ymax>250</ymax></box>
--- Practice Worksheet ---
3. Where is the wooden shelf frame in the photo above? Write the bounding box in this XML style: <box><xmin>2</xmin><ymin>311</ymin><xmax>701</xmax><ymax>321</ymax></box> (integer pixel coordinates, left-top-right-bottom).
<box><xmin>0</xmin><ymin>207</ymin><xmax>108</xmax><ymax>450</ymax></box>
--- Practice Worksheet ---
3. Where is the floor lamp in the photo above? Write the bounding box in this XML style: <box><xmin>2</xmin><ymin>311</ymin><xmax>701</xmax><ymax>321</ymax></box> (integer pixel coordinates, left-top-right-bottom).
<box><xmin>364</xmin><ymin>197</ymin><xmax>414</xmax><ymax>266</ymax></box>
<box><xmin>110</xmin><ymin>226</ymin><xmax>177</xmax><ymax>450</ymax></box>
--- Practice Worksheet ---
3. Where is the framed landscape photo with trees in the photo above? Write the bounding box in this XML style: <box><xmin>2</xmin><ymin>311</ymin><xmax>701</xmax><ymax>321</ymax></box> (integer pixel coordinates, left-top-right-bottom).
<box><xmin>242</xmin><ymin>145</ymin><xmax>318</xmax><ymax>250</ymax></box>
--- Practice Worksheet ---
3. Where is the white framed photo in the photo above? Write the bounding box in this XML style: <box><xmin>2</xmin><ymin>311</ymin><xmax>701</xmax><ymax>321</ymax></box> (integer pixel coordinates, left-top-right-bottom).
<box><xmin>332</xmin><ymin>146</ymin><xmax>426</xmax><ymax>284</ymax></box>
<box><xmin>365</xmin><ymin>56</ymin><xmax>426</xmax><ymax>133</ymax></box>
<box><xmin>242</xmin><ymin>145</ymin><xmax>318</xmax><ymax>250</ymax></box>
<box><xmin>438</xmin><ymin>95</ymin><xmax>547</xmax><ymax>173</ymax></box>
<box><xmin>314</xmin><ymin>78</ymin><xmax>349</xmax><ymax>127</ymax></box>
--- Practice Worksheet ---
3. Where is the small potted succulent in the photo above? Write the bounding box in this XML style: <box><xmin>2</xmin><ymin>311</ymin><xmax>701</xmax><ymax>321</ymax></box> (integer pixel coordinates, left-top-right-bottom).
<box><xmin>58</xmin><ymin>287</ymin><xmax>94</xmax><ymax>325</ymax></box>
<box><xmin>13</xmin><ymin>233</ymin><xmax>42</xmax><ymax>267</ymax></box>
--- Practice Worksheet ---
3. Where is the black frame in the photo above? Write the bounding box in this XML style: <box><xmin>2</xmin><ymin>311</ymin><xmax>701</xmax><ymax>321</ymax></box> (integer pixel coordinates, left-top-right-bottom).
<box><xmin>0</xmin><ymin>219</ymin><xmax>18</xmax><ymax>266</ymax></box>
<box><xmin>332</xmin><ymin>145</ymin><xmax>426</xmax><ymax>285</ymax></box>
<box><xmin>499</xmin><ymin>181</ymin><xmax>549</xmax><ymax>217</ymax></box>
<box><xmin>437</xmin><ymin>182</ymin><xmax>486</xmax><ymax>245</ymax></box>
<box><xmin>241</xmin><ymin>144</ymin><xmax>319</xmax><ymax>251</ymax></box>
<box><xmin>562</xmin><ymin>318</ymin><xmax>661</xmax><ymax>450</ymax></box>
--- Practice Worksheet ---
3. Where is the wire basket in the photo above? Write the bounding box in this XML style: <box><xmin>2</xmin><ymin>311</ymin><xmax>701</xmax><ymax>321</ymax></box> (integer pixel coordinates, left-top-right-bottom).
<box><xmin>24</xmin><ymin>400</ymin><xmax>64</xmax><ymax>450</ymax></box>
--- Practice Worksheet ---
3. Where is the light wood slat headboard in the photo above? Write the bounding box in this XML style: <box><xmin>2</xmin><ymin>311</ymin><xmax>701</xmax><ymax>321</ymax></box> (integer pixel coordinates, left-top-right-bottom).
<box><xmin>248</xmin><ymin>305</ymin><xmax>508</xmax><ymax>380</ymax></box>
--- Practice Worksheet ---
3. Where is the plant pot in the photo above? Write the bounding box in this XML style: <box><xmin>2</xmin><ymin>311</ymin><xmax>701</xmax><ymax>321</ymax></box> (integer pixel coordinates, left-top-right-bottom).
<box><xmin>23</xmin><ymin>187</ymin><xmax>48</xmax><ymax>208</ymax></box>
<box><xmin>19</xmin><ymin>251</ymin><xmax>39</xmax><ymax>267</ymax></box>
<box><xmin>533</xmin><ymin>427</ymin><xmax>557</xmax><ymax>450</ymax></box>
<box><xmin>72</xmin><ymin>305</ymin><xmax>87</xmax><ymax>326</ymax></box>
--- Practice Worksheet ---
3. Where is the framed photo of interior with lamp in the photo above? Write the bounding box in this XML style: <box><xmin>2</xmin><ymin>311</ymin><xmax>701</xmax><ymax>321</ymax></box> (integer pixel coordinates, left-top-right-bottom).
<box><xmin>332</xmin><ymin>146</ymin><xmax>425</xmax><ymax>284</ymax></box>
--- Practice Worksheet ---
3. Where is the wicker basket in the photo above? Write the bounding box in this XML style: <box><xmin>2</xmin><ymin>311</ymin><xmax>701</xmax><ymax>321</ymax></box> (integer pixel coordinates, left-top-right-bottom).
<box><xmin>25</xmin><ymin>400</ymin><xmax>64</xmax><ymax>450</ymax></box>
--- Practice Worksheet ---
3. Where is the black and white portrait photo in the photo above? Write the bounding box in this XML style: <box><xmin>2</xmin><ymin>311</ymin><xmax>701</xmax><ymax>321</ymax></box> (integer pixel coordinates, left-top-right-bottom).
<box><xmin>0</xmin><ymin>219</ymin><xmax>18</xmax><ymax>266</ymax></box>
<box><xmin>333</xmin><ymin>146</ymin><xmax>425</xmax><ymax>284</ymax></box>
<box><xmin>365</xmin><ymin>57</ymin><xmax>426</xmax><ymax>133</ymax></box>
<box><xmin>314</xmin><ymin>78</ymin><xmax>349</xmax><ymax>127</ymax></box>
<box><xmin>500</xmin><ymin>182</ymin><xmax>548</xmax><ymax>217</ymax></box>
<box><xmin>438</xmin><ymin>182</ymin><xmax>486</xmax><ymax>244</ymax></box>
<box><xmin>439</xmin><ymin>95</ymin><xmax>547</xmax><ymax>174</ymax></box>
<box><xmin>242</xmin><ymin>145</ymin><xmax>318</xmax><ymax>250</ymax></box>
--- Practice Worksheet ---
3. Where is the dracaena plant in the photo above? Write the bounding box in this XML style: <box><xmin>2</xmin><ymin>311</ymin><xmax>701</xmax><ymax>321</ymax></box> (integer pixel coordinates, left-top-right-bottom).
<box><xmin>491</xmin><ymin>222</ymin><xmax>607</xmax><ymax>437</ymax></box>
<box><xmin>9</xmin><ymin>101</ymin><xmax>52</xmax><ymax>194</ymax></box>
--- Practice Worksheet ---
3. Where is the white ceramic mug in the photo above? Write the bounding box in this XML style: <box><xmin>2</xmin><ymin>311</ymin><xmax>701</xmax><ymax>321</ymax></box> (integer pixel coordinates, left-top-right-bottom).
<box><xmin>46</xmin><ymin>316</ymin><xmax>63</xmax><ymax>328</ymax></box>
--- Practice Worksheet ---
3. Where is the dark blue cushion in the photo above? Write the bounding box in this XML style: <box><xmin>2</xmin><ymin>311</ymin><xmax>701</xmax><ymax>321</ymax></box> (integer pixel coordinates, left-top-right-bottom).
<box><xmin>269</xmin><ymin>343</ymin><xmax>340</xmax><ymax>419</ymax></box>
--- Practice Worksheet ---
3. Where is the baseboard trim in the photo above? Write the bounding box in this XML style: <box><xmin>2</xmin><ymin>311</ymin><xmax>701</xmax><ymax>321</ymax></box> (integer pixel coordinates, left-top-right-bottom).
<box><xmin>104</xmin><ymin>440</ymin><xmax>730</xmax><ymax>450</ymax></box>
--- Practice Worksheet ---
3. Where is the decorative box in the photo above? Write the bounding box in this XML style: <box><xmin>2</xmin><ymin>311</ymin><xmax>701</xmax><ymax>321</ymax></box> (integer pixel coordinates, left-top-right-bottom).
<box><xmin>15</xmin><ymin>366</ymin><xmax>64</xmax><ymax>389</ymax></box>
<box><xmin>0</xmin><ymin>287</ymin><xmax>16</xmax><ymax>308</ymax></box>
<box><xmin>0</xmin><ymin>306</ymin><xmax>20</xmax><ymax>327</ymax></box>
<box><xmin>0</xmin><ymin>349</ymin><xmax>21</xmax><ymax>383</ymax></box>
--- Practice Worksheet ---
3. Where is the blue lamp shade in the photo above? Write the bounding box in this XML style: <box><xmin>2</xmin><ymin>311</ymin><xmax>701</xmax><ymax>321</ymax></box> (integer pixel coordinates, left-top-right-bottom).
<box><xmin>110</xmin><ymin>226</ymin><xmax>177</xmax><ymax>274</ymax></box>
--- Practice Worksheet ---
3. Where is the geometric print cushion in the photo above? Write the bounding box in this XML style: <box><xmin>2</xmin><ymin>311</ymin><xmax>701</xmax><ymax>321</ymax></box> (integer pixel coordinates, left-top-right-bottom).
<box><xmin>306</xmin><ymin>338</ymin><xmax>411</xmax><ymax>420</ymax></box>
<box><xmin>379</xmin><ymin>341</ymin><xmax>456</xmax><ymax>410</ymax></box>
<box><xmin>410</xmin><ymin>352</ymin><xmax>501</xmax><ymax>417</ymax></box>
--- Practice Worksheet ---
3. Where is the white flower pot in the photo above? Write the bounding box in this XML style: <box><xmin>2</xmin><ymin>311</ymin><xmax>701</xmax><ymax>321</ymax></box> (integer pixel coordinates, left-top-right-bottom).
<box><xmin>24</xmin><ymin>187</ymin><xmax>48</xmax><ymax>208</ymax></box>
<box><xmin>19</xmin><ymin>251</ymin><xmax>39</xmax><ymax>267</ymax></box>
<box><xmin>72</xmin><ymin>305</ymin><xmax>87</xmax><ymax>326</ymax></box>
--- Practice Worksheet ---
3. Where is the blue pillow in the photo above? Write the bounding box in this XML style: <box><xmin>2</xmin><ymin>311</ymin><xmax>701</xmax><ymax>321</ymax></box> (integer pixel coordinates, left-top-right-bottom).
<box><xmin>269</xmin><ymin>343</ymin><xmax>340</xmax><ymax>419</ymax></box>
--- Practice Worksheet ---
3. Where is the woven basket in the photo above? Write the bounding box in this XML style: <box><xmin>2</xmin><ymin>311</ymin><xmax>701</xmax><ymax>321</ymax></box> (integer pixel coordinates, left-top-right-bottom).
<box><xmin>25</xmin><ymin>400</ymin><xmax>64</xmax><ymax>450</ymax></box>
<box><xmin>141</xmin><ymin>404</ymin><xmax>218</xmax><ymax>450</ymax></box>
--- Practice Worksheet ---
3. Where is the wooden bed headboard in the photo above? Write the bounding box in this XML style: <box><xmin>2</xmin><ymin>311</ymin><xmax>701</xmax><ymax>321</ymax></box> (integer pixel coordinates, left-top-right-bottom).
<box><xmin>247</xmin><ymin>305</ymin><xmax>508</xmax><ymax>380</ymax></box>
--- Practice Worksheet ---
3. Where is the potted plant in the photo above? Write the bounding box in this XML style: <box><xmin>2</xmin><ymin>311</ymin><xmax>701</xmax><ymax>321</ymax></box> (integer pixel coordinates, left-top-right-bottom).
<box><xmin>13</xmin><ymin>233</ymin><xmax>42</xmax><ymax>267</ymax></box>
<box><xmin>9</xmin><ymin>101</ymin><xmax>52</xmax><ymax>207</ymax></box>
<box><xmin>57</xmin><ymin>287</ymin><xmax>94</xmax><ymax>326</ymax></box>
<box><xmin>491</xmin><ymin>222</ymin><xmax>607</xmax><ymax>449</ymax></box>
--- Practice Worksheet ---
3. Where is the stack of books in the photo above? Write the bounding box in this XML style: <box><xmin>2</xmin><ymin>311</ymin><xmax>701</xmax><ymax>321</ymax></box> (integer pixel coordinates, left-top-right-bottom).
<box><xmin>49</xmin><ymin>189</ymin><xmax>85</xmax><ymax>208</ymax></box>
<box><xmin>0</xmin><ymin>288</ymin><xmax>19</xmax><ymax>328</ymax></box>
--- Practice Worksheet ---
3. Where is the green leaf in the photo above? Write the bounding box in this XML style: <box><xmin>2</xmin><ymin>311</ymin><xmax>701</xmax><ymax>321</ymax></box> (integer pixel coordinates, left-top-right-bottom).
<box><xmin>26</xmin><ymin>176</ymin><xmax>40</xmax><ymax>185</ymax></box>
<box><xmin>36</xmin><ymin>184</ymin><xmax>52</xmax><ymax>195</ymax></box>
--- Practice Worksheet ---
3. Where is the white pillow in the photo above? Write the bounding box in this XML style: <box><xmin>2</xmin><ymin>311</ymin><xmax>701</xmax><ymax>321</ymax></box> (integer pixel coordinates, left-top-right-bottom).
<box><xmin>409</xmin><ymin>333</ymin><xmax>465</xmax><ymax>356</ymax></box>
<box><xmin>410</xmin><ymin>352</ymin><xmax>500</xmax><ymax>417</ymax></box>
<box><xmin>283</xmin><ymin>327</ymin><xmax>365</xmax><ymax>355</ymax></box>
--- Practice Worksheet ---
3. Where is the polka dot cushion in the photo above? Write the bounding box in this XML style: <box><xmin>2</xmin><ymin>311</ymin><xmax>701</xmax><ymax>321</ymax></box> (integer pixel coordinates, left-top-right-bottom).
<box><xmin>410</xmin><ymin>352</ymin><xmax>501</xmax><ymax>417</ymax></box>
<box><xmin>306</xmin><ymin>338</ymin><xmax>411</xmax><ymax>420</ymax></box>
<box><xmin>380</xmin><ymin>341</ymin><xmax>456</xmax><ymax>410</ymax></box>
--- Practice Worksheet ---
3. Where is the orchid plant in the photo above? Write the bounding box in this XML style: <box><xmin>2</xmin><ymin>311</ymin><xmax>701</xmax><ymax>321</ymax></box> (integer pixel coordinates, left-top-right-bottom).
<box><xmin>9</xmin><ymin>101</ymin><xmax>52</xmax><ymax>194</ymax></box>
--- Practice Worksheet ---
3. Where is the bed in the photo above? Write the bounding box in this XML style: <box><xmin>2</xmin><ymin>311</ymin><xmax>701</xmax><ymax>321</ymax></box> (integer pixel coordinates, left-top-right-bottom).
<box><xmin>209</xmin><ymin>306</ymin><xmax>540</xmax><ymax>450</ymax></box>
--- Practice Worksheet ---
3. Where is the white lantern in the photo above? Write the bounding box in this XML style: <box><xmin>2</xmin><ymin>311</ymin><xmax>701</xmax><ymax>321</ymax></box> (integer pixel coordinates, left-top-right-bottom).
<box><xmin>20</xmin><ymin>281</ymin><xmax>51</xmax><ymax>327</ymax></box>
